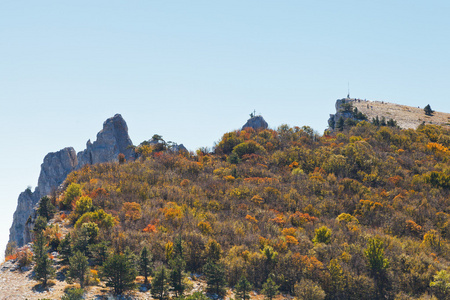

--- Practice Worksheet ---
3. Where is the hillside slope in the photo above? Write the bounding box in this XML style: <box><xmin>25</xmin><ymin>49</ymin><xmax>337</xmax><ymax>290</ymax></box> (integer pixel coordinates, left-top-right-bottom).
<box><xmin>3</xmin><ymin>116</ymin><xmax>450</xmax><ymax>299</ymax></box>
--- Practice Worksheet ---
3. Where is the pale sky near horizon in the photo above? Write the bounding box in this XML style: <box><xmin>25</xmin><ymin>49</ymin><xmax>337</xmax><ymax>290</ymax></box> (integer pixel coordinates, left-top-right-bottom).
<box><xmin>1</xmin><ymin>1</ymin><xmax>449</xmax><ymax>259</ymax></box>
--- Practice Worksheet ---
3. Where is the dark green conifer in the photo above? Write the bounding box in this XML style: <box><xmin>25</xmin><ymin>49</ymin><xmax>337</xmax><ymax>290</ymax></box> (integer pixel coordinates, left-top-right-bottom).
<box><xmin>151</xmin><ymin>266</ymin><xmax>170</xmax><ymax>300</ymax></box>
<box><xmin>33</xmin><ymin>234</ymin><xmax>55</xmax><ymax>287</ymax></box>
<box><xmin>101</xmin><ymin>252</ymin><xmax>137</xmax><ymax>295</ymax></box>
<box><xmin>139</xmin><ymin>246</ymin><xmax>152</xmax><ymax>285</ymax></box>
<box><xmin>235</xmin><ymin>275</ymin><xmax>252</xmax><ymax>300</ymax></box>
<box><xmin>204</xmin><ymin>259</ymin><xmax>227</xmax><ymax>297</ymax></box>
<box><xmin>261</xmin><ymin>274</ymin><xmax>279</xmax><ymax>300</ymax></box>
<box><xmin>68</xmin><ymin>250</ymin><xmax>89</xmax><ymax>288</ymax></box>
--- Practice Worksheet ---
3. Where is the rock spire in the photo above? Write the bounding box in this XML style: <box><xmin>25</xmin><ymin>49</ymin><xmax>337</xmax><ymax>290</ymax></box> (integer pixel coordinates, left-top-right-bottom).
<box><xmin>8</xmin><ymin>114</ymin><xmax>134</xmax><ymax>248</ymax></box>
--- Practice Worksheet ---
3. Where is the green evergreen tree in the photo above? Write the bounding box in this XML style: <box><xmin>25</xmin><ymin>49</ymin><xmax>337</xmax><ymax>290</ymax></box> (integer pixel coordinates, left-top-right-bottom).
<box><xmin>372</xmin><ymin>115</ymin><xmax>380</xmax><ymax>126</ymax></box>
<box><xmin>235</xmin><ymin>276</ymin><xmax>252</xmax><ymax>300</ymax></box>
<box><xmin>33</xmin><ymin>234</ymin><xmax>55</xmax><ymax>287</ymax></box>
<box><xmin>387</xmin><ymin>118</ymin><xmax>397</xmax><ymax>127</ymax></box>
<box><xmin>139</xmin><ymin>246</ymin><xmax>152</xmax><ymax>285</ymax></box>
<box><xmin>74</xmin><ymin>222</ymin><xmax>99</xmax><ymax>256</ymax></box>
<box><xmin>101</xmin><ymin>252</ymin><xmax>137</xmax><ymax>295</ymax></box>
<box><xmin>88</xmin><ymin>241</ymin><xmax>110</xmax><ymax>266</ymax></box>
<box><xmin>58</xmin><ymin>233</ymin><xmax>72</xmax><ymax>265</ymax></box>
<box><xmin>68</xmin><ymin>250</ymin><xmax>89</xmax><ymax>288</ymax></box>
<box><xmin>336</xmin><ymin>116</ymin><xmax>345</xmax><ymax>131</ymax></box>
<box><xmin>37</xmin><ymin>196</ymin><xmax>55</xmax><ymax>221</ymax></box>
<box><xmin>204</xmin><ymin>259</ymin><xmax>227</xmax><ymax>297</ymax></box>
<box><xmin>170</xmin><ymin>237</ymin><xmax>186</xmax><ymax>297</ymax></box>
<box><xmin>33</xmin><ymin>216</ymin><xmax>48</xmax><ymax>235</ymax></box>
<box><xmin>261</xmin><ymin>274</ymin><xmax>279</xmax><ymax>300</ymax></box>
<box><xmin>151</xmin><ymin>266</ymin><xmax>170</xmax><ymax>300</ymax></box>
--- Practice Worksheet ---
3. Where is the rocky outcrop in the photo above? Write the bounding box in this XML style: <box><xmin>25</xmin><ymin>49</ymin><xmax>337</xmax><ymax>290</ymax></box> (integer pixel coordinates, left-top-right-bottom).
<box><xmin>8</xmin><ymin>147</ymin><xmax>78</xmax><ymax>247</ymax></box>
<box><xmin>37</xmin><ymin>148</ymin><xmax>78</xmax><ymax>197</ymax></box>
<box><xmin>8</xmin><ymin>114</ymin><xmax>135</xmax><ymax>248</ymax></box>
<box><xmin>9</xmin><ymin>190</ymin><xmax>36</xmax><ymax>248</ymax></box>
<box><xmin>242</xmin><ymin>115</ymin><xmax>268</xmax><ymax>130</ymax></box>
<box><xmin>77</xmin><ymin>114</ymin><xmax>135</xmax><ymax>167</ymax></box>
<box><xmin>328</xmin><ymin>98</ymin><xmax>356</xmax><ymax>129</ymax></box>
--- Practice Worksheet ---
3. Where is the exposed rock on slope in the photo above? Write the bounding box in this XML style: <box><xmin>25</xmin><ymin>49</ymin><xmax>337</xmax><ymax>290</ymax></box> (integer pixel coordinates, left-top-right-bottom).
<box><xmin>242</xmin><ymin>115</ymin><xmax>268</xmax><ymax>130</ymax></box>
<box><xmin>9</xmin><ymin>147</ymin><xmax>77</xmax><ymax>247</ymax></box>
<box><xmin>77</xmin><ymin>114</ymin><xmax>135</xmax><ymax>166</ymax></box>
<box><xmin>37</xmin><ymin>147</ymin><xmax>78</xmax><ymax>197</ymax></box>
<box><xmin>8</xmin><ymin>114</ymin><xmax>134</xmax><ymax>248</ymax></box>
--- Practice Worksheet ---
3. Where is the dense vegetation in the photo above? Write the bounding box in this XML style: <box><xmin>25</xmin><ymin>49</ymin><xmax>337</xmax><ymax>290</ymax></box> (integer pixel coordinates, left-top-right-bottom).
<box><xmin>12</xmin><ymin>121</ymin><xmax>450</xmax><ymax>299</ymax></box>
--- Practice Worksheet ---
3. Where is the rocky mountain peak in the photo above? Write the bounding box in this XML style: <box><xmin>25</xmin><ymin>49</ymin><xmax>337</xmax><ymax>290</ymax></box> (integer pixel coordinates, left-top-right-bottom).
<box><xmin>242</xmin><ymin>115</ymin><xmax>268</xmax><ymax>130</ymax></box>
<box><xmin>76</xmin><ymin>114</ymin><xmax>134</xmax><ymax>167</ymax></box>
<box><xmin>9</xmin><ymin>114</ymin><xmax>135</xmax><ymax>248</ymax></box>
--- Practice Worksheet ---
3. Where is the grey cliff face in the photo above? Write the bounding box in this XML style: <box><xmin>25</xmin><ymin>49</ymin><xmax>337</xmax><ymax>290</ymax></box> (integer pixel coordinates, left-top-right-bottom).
<box><xmin>241</xmin><ymin>115</ymin><xmax>268</xmax><ymax>130</ymax></box>
<box><xmin>77</xmin><ymin>114</ymin><xmax>135</xmax><ymax>167</ymax></box>
<box><xmin>37</xmin><ymin>147</ymin><xmax>78</xmax><ymax>197</ymax></box>
<box><xmin>8</xmin><ymin>147</ymin><xmax>76</xmax><ymax>247</ymax></box>
<box><xmin>9</xmin><ymin>190</ymin><xmax>35</xmax><ymax>247</ymax></box>
<box><xmin>8</xmin><ymin>114</ymin><xmax>135</xmax><ymax>248</ymax></box>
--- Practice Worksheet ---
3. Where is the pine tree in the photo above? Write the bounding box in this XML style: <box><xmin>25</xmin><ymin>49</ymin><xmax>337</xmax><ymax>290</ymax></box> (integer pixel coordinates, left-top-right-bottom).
<box><xmin>151</xmin><ymin>266</ymin><xmax>170</xmax><ymax>300</ymax></box>
<box><xmin>169</xmin><ymin>237</ymin><xmax>186</xmax><ymax>297</ymax></box>
<box><xmin>101</xmin><ymin>253</ymin><xmax>137</xmax><ymax>295</ymax></box>
<box><xmin>139</xmin><ymin>246</ymin><xmax>152</xmax><ymax>285</ymax></box>
<box><xmin>33</xmin><ymin>234</ymin><xmax>55</xmax><ymax>287</ymax></box>
<box><xmin>33</xmin><ymin>216</ymin><xmax>48</xmax><ymax>235</ymax></box>
<box><xmin>336</xmin><ymin>116</ymin><xmax>345</xmax><ymax>131</ymax></box>
<box><xmin>204</xmin><ymin>259</ymin><xmax>227</xmax><ymax>297</ymax></box>
<box><xmin>74</xmin><ymin>222</ymin><xmax>99</xmax><ymax>256</ymax></box>
<box><xmin>68</xmin><ymin>251</ymin><xmax>89</xmax><ymax>288</ymax></box>
<box><xmin>37</xmin><ymin>196</ymin><xmax>55</xmax><ymax>221</ymax></box>
<box><xmin>89</xmin><ymin>241</ymin><xmax>109</xmax><ymax>266</ymax></box>
<box><xmin>261</xmin><ymin>274</ymin><xmax>279</xmax><ymax>300</ymax></box>
<box><xmin>235</xmin><ymin>276</ymin><xmax>252</xmax><ymax>300</ymax></box>
<box><xmin>58</xmin><ymin>233</ymin><xmax>72</xmax><ymax>265</ymax></box>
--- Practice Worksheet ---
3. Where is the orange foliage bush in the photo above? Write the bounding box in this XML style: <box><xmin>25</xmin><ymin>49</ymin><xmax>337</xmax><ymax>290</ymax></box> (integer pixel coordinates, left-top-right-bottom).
<box><xmin>281</xmin><ymin>227</ymin><xmax>297</xmax><ymax>237</ymax></box>
<box><xmin>122</xmin><ymin>202</ymin><xmax>142</xmax><ymax>221</ymax></box>
<box><xmin>143</xmin><ymin>224</ymin><xmax>157</xmax><ymax>233</ymax></box>
<box><xmin>245</xmin><ymin>214</ymin><xmax>258</xmax><ymax>223</ymax></box>
<box><xmin>289</xmin><ymin>212</ymin><xmax>317</xmax><ymax>227</ymax></box>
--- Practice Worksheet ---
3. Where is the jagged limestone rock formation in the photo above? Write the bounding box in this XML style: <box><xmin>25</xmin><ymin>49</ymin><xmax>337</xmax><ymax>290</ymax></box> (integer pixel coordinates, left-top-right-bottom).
<box><xmin>242</xmin><ymin>115</ymin><xmax>268</xmax><ymax>130</ymax></box>
<box><xmin>77</xmin><ymin>114</ymin><xmax>135</xmax><ymax>166</ymax></box>
<box><xmin>37</xmin><ymin>147</ymin><xmax>78</xmax><ymax>197</ymax></box>
<box><xmin>8</xmin><ymin>147</ymin><xmax>77</xmax><ymax>247</ymax></box>
<box><xmin>8</xmin><ymin>114</ymin><xmax>135</xmax><ymax>248</ymax></box>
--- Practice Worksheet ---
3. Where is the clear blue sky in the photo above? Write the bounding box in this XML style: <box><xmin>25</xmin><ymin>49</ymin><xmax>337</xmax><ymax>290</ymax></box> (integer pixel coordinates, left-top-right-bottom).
<box><xmin>1</xmin><ymin>1</ymin><xmax>449</xmax><ymax>258</ymax></box>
